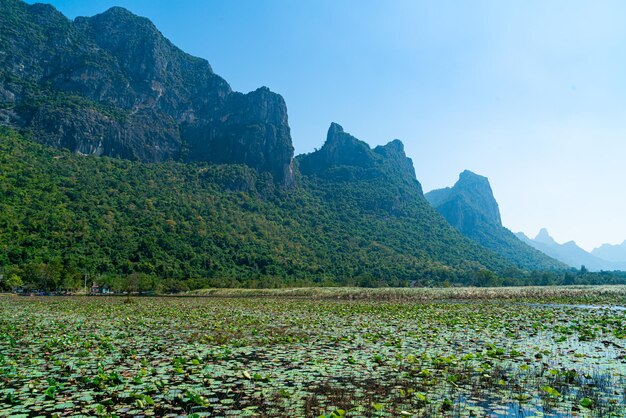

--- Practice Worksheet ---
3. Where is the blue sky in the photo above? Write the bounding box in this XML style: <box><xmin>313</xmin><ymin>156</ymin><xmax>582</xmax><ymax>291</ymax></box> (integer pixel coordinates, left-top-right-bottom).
<box><xmin>33</xmin><ymin>0</ymin><xmax>626</xmax><ymax>251</ymax></box>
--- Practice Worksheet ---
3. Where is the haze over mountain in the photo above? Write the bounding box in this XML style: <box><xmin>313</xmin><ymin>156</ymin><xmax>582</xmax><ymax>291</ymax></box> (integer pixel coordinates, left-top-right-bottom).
<box><xmin>592</xmin><ymin>241</ymin><xmax>626</xmax><ymax>264</ymax></box>
<box><xmin>425</xmin><ymin>171</ymin><xmax>565</xmax><ymax>271</ymax></box>
<box><xmin>424</xmin><ymin>170</ymin><xmax>626</xmax><ymax>273</ymax></box>
<box><xmin>516</xmin><ymin>229</ymin><xmax>626</xmax><ymax>272</ymax></box>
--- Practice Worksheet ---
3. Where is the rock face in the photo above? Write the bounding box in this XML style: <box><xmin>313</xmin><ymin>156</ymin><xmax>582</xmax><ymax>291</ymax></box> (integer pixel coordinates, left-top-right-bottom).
<box><xmin>298</xmin><ymin>123</ymin><xmax>418</xmax><ymax>187</ymax></box>
<box><xmin>517</xmin><ymin>229</ymin><xmax>626</xmax><ymax>272</ymax></box>
<box><xmin>0</xmin><ymin>1</ymin><xmax>294</xmax><ymax>184</ymax></box>
<box><xmin>426</xmin><ymin>171</ymin><xmax>565</xmax><ymax>271</ymax></box>
<box><xmin>299</xmin><ymin>123</ymin><xmax>377</xmax><ymax>172</ymax></box>
<box><xmin>425</xmin><ymin>171</ymin><xmax>502</xmax><ymax>233</ymax></box>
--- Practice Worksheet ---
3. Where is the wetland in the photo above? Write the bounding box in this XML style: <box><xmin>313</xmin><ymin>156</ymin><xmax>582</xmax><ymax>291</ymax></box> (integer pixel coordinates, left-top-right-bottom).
<box><xmin>1</xmin><ymin>286</ymin><xmax>625</xmax><ymax>417</ymax></box>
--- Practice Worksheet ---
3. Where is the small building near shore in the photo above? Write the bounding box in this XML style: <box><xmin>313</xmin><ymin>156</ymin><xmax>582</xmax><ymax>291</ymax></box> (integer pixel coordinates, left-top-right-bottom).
<box><xmin>90</xmin><ymin>282</ymin><xmax>112</xmax><ymax>295</ymax></box>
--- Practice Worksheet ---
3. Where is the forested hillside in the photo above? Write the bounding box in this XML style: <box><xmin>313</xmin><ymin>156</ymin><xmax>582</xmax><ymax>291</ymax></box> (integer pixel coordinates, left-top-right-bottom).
<box><xmin>0</xmin><ymin>128</ymin><xmax>518</xmax><ymax>291</ymax></box>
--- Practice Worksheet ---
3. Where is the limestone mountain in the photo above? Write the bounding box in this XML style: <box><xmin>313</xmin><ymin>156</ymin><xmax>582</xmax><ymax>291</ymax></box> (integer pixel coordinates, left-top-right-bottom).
<box><xmin>425</xmin><ymin>171</ymin><xmax>565</xmax><ymax>270</ymax></box>
<box><xmin>517</xmin><ymin>229</ymin><xmax>626</xmax><ymax>272</ymax></box>
<box><xmin>426</xmin><ymin>170</ymin><xmax>502</xmax><ymax>227</ymax></box>
<box><xmin>299</xmin><ymin>123</ymin><xmax>417</xmax><ymax>186</ymax></box>
<box><xmin>0</xmin><ymin>0</ymin><xmax>294</xmax><ymax>184</ymax></box>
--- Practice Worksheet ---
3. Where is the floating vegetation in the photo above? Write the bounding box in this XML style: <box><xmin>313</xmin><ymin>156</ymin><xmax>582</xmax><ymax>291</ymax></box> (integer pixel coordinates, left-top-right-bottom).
<box><xmin>0</xmin><ymin>291</ymin><xmax>625</xmax><ymax>417</ymax></box>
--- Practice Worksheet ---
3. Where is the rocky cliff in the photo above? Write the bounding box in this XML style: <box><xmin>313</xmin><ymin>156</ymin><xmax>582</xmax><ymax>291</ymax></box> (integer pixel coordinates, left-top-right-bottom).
<box><xmin>298</xmin><ymin>123</ymin><xmax>418</xmax><ymax>186</ymax></box>
<box><xmin>0</xmin><ymin>0</ymin><xmax>294</xmax><ymax>184</ymax></box>
<box><xmin>425</xmin><ymin>171</ymin><xmax>501</xmax><ymax>229</ymax></box>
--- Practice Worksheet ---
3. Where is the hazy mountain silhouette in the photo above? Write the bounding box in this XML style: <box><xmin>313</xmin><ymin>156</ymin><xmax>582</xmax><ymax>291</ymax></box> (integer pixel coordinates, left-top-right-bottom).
<box><xmin>592</xmin><ymin>241</ymin><xmax>626</xmax><ymax>264</ymax></box>
<box><xmin>516</xmin><ymin>229</ymin><xmax>626</xmax><ymax>271</ymax></box>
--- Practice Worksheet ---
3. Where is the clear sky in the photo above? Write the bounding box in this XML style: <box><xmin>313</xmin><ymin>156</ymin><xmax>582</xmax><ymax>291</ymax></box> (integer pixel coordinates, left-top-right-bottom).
<box><xmin>30</xmin><ymin>0</ymin><xmax>626</xmax><ymax>251</ymax></box>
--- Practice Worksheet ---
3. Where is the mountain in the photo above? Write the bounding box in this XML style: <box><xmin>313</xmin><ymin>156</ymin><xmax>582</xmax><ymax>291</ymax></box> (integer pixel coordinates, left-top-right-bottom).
<box><xmin>0</xmin><ymin>0</ymin><xmax>294</xmax><ymax>184</ymax></box>
<box><xmin>299</xmin><ymin>123</ymin><xmax>417</xmax><ymax>186</ymax></box>
<box><xmin>0</xmin><ymin>1</ymin><xmax>574</xmax><ymax>290</ymax></box>
<box><xmin>517</xmin><ymin>229</ymin><xmax>626</xmax><ymax>272</ymax></box>
<box><xmin>592</xmin><ymin>241</ymin><xmax>626</xmax><ymax>264</ymax></box>
<box><xmin>0</xmin><ymin>126</ymin><xmax>518</xmax><ymax>288</ymax></box>
<box><xmin>425</xmin><ymin>171</ymin><xmax>565</xmax><ymax>271</ymax></box>
<box><xmin>425</xmin><ymin>170</ymin><xmax>502</xmax><ymax>226</ymax></box>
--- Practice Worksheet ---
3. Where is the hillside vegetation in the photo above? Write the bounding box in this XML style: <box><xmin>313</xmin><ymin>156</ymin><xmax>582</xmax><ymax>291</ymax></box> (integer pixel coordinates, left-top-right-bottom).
<box><xmin>0</xmin><ymin>129</ymin><xmax>519</xmax><ymax>291</ymax></box>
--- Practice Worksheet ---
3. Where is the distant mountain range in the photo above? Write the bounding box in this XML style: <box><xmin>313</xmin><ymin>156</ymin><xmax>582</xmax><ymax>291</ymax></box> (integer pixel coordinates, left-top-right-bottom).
<box><xmin>425</xmin><ymin>171</ymin><xmax>566</xmax><ymax>271</ymax></box>
<box><xmin>592</xmin><ymin>241</ymin><xmax>626</xmax><ymax>264</ymax></box>
<box><xmin>516</xmin><ymin>229</ymin><xmax>626</xmax><ymax>272</ymax></box>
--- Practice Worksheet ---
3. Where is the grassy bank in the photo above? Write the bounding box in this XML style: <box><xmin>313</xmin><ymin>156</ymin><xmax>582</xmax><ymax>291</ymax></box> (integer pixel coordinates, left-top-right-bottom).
<box><xmin>184</xmin><ymin>285</ymin><xmax>626</xmax><ymax>304</ymax></box>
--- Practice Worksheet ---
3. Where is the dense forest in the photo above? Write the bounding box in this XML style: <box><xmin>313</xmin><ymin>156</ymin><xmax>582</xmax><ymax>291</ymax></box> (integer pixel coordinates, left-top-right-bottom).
<box><xmin>0</xmin><ymin>128</ymin><xmax>498</xmax><ymax>291</ymax></box>
<box><xmin>2</xmin><ymin>129</ymin><xmax>625</xmax><ymax>292</ymax></box>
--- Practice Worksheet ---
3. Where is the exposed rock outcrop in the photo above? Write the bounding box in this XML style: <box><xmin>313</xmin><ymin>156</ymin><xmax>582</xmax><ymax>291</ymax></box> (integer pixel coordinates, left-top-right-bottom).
<box><xmin>298</xmin><ymin>122</ymin><xmax>418</xmax><ymax>187</ymax></box>
<box><xmin>0</xmin><ymin>0</ymin><xmax>294</xmax><ymax>184</ymax></box>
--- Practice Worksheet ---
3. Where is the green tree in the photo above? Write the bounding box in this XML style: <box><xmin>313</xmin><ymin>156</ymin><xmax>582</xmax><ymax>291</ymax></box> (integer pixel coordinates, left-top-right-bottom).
<box><xmin>1</xmin><ymin>274</ymin><xmax>23</xmax><ymax>291</ymax></box>
<box><xmin>472</xmin><ymin>269</ymin><xmax>502</xmax><ymax>287</ymax></box>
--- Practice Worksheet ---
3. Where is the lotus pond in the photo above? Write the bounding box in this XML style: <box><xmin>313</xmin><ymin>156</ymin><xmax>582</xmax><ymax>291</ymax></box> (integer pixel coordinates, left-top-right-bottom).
<box><xmin>1</xmin><ymin>289</ymin><xmax>625</xmax><ymax>417</ymax></box>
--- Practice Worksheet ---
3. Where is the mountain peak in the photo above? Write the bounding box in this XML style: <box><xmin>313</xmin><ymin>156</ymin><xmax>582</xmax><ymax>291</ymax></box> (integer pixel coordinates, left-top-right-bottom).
<box><xmin>521</xmin><ymin>229</ymin><xmax>625</xmax><ymax>271</ymax></box>
<box><xmin>28</xmin><ymin>2</ymin><xmax>60</xmax><ymax>15</ymax></box>
<box><xmin>328</xmin><ymin>122</ymin><xmax>345</xmax><ymax>136</ymax></box>
<box><xmin>373</xmin><ymin>139</ymin><xmax>416</xmax><ymax>183</ymax></box>
<box><xmin>87</xmin><ymin>5</ymin><xmax>155</xmax><ymax>27</ymax></box>
<box><xmin>22</xmin><ymin>2</ymin><xmax>68</xmax><ymax>27</ymax></box>
<box><xmin>535</xmin><ymin>228</ymin><xmax>556</xmax><ymax>245</ymax></box>
<box><xmin>425</xmin><ymin>171</ymin><xmax>564</xmax><ymax>270</ymax></box>
<box><xmin>298</xmin><ymin>123</ymin><xmax>377</xmax><ymax>175</ymax></box>
<box><xmin>457</xmin><ymin>170</ymin><xmax>491</xmax><ymax>187</ymax></box>
<box><xmin>460</xmin><ymin>169</ymin><xmax>480</xmax><ymax>177</ymax></box>
<box><xmin>101</xmin><ymin>6</ymin><xmax>135</xmax><ymax>15</ymax></box>
<box><xmin>297</xmin><ymin>123</ymin><xmax>419</xmax><ymax>187</ymax></box>
<box><xmin>591</xmin><ymin>240</ymin><xmax>626</xmax><ymax>263</ymax></box>
<box><xmin>77</xmin><ymin>5</ymin><xmax>159</xmax><ymax>37</ymax></box>
<box><xmin>382</xmin><ymin>139</ymin><xmax>404</xmax><ymax>152</ymax></box>
<box><xmin>427</xmin><ymin>170</ymin><xmax>502</xmax><ymax>227</ymax></box>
